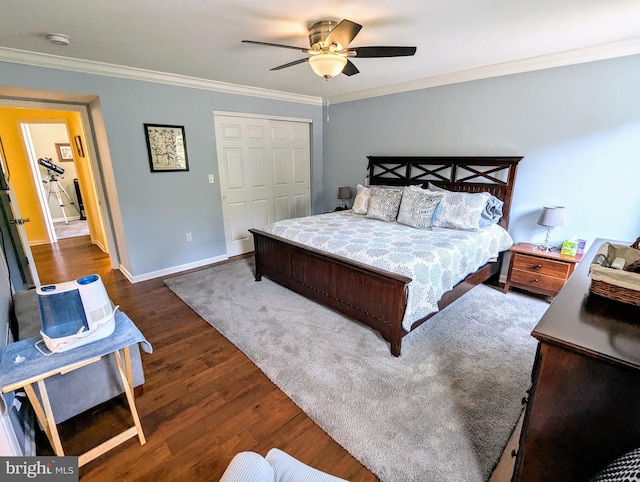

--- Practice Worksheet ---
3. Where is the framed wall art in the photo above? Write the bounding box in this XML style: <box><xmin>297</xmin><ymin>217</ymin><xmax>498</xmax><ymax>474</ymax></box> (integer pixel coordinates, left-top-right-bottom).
<box><xmin>143</xmin><ymin>123</ymin><xmax>189</xmax><ymax>172</ymax></box>
<box><xmin>55</xmin><ymin>143</ymin><xmax>74</xmax><ymax>162</ymax></box>
<box><xmin>74</xmin><ymin>135</ymin><xmax>85</xmax><ymax>157</ymax></box>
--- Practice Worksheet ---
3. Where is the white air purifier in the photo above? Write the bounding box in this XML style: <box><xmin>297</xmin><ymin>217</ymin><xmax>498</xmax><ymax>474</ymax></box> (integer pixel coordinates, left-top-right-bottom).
<box><xmin>37</xmin><ymin>274</ymin><xmax>116</xmax><ymax>353</ymax></box>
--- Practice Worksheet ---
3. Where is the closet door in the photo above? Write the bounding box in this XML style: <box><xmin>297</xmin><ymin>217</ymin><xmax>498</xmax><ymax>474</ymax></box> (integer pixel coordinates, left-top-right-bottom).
<box><xmin>214</xmin><ymin>114</ymin><xmax>310</xmax><ymax>257</ymax></box>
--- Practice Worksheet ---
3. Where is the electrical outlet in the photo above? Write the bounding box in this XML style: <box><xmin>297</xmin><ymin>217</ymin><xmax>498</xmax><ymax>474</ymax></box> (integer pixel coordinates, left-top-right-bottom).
<box><xmin>208</xmin><ymin>174</ymin><xmax>215</xmax><ymax>184</ymax></box>
<box><xmin>186</xmin><ymin>232</ymin><xmax>192</xmax><ymax>242</ymax></box>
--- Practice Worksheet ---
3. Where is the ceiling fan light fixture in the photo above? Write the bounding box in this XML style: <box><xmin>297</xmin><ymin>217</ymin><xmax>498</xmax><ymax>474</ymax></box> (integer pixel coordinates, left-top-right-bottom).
<box><xmin>309</xmin><ymin>53</ymin><xmax>347</xmax><ymax>79</ymax></box>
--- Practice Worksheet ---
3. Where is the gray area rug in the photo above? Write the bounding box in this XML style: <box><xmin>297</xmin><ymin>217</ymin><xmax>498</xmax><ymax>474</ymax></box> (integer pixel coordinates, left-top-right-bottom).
<box><xmin>164</xmin><ymin>258</ymin><xmax>548</xmax><ymax>481</ymax></box>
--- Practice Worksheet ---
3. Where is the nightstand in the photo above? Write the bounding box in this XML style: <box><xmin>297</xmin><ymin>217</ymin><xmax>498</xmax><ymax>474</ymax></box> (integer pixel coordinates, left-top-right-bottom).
<box><xmin>503</xmin><ymin>242</ymin><xmax>584</xmax><ymax>300</ymax></box>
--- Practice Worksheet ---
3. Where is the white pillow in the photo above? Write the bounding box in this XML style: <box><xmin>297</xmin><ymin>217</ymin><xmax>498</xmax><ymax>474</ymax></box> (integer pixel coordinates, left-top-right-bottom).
<box><xmin>352</xmin><ymin>184</ymin><xmax>370</xmax><ymax>214</ymax></box>
<box><xmin>396</xmin><ymin>185</ymin><xmax>444</xmax><ymax>229</ymax></box>
<box><xmin>431</xmin><ymin>190</ymin><xmax>491</xmax><ymax>231</ymax></box>
<box><xmin>365</xmin><ymin>186</ymin><xmax>403</xmax><ymax>222</ymax></box>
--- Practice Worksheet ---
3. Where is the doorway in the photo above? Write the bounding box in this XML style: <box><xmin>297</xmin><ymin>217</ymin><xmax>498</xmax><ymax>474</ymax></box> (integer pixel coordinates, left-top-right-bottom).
<box><xmin>21</xmin><ymin>122</ymin><xmax>89</xmax><ymax>243</ymax></box>
<box><xmin>0</xmin><ymin>98</ymin><xmax>122</xmax><ymax>286</ymax></box>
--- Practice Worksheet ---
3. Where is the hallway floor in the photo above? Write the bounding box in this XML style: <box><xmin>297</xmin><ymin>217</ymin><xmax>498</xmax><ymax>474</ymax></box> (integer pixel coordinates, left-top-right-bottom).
<box><xmin>53</xmin><ymin>219</ymin><xmax>89</xmax><ymax>239</ymax></box>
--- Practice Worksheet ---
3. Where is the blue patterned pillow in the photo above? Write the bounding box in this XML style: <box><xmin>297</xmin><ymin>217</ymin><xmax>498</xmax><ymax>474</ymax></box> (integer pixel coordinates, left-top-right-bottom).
<box><xmin>428</xmin><ymin>183</ymin><xmax>504</xmax><ymax>227</ymax></box>
<box><xmin>397</xmin><ymin>186</ymin><xmax>444</xmax><ymax>229</ymax></box>
<box><xmin>431</xmin><ymin>190</ymin><xmax>491</xmax><ymax>230</ymax></box>
<box><xmin>366</xmin><ymin>187</ymin><xmax>403</xmax><ymax>222</ymax></box>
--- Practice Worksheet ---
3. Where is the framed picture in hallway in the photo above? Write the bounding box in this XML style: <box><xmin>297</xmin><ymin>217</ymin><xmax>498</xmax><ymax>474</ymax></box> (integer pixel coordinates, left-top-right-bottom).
<box><xmin>55</xmin><ymin>143</ymin><xmax>74</xmax><ymax>162</ymax></box>
<box><xmin>144</xmin><ymin>124</ymin><xmax>189</xmax><ymax>172</ymax></box>
<box><xmin>74</xmin><ymin>135</ymin><xmax>85</xmax><ymax>157</ymax></box>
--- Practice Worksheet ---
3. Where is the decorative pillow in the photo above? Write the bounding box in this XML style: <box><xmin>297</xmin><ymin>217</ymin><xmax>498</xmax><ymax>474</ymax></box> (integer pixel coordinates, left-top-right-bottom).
<box><xmin>365</xmin><ymin>186</ymin><xmax>403</xmax><ymax>222</ymax></box>
<box><xmin>431</xmin><ymin>190</ymin><xmax>491</xmax><ymax>230</ymax></box>
<box><xmin>428</xmin><ymin>182</ymin><xmax>504</xmax><ymax>228</ymax></box>
<box><xmin>352</xmin><ymin>184</ymin><xmax>370</xmax><ymax>214</ymax></box>
<box><xmin>480</xmin><ymin>195</ymin><xmax>504</xmax><ymax>227</ymax></box>
<box><xmin>396</xmin><ymin>186</ymin><xmax>444</xmax><ymax>229</ymax></box>
<box><xmin>378</xmin><ymin>185</ymin><xmax>406</xmax><ymax>191</ymax></box>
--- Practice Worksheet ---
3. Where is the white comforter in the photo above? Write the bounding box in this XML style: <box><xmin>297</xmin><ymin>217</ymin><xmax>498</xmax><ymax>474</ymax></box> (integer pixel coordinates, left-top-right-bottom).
<box><xmin>262</xmin><ymin>211</ymin><xmax>513</xmax><ymax>330</ymax></box>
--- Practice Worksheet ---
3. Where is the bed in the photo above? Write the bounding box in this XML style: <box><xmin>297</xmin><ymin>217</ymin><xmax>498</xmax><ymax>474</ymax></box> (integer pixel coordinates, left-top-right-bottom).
<box><xmin>249</xmin><ymin>156</ymin><xmax>522</xmax><ymax>356</ymax></box>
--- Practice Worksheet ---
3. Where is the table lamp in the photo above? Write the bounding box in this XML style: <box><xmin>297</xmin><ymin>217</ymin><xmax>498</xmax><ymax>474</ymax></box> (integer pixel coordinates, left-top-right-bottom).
<box><xmin>537</xmin><ymin>206</ymin><xmax>565</xmax><ymax>250</ymax></box>
<box><xmin>337</xmin><ymin>186</ymin><xmax>352</xmax><ymax>209</ymax></box>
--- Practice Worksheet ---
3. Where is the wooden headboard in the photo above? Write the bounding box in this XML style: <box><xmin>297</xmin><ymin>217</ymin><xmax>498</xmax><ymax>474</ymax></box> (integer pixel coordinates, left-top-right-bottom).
<box><xmin>367</xmin><ymin>156</ymin><xmax>522</xmax><ymax>229</ymax></box>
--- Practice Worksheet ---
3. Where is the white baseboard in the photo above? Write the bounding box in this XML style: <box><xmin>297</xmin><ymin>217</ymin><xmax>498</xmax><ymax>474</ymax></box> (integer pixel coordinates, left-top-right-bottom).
<box><xmin>120</xmin><ymin>254</ymin><xmax>229</xmax><ymax>283</ymax></box>
<box><xmin>28</xmin><ymin>239</ymin><xmax>49</xmax><ymax>246</ymax></box>
<box><xmin>93</xmin><ymin>239</ymin><xmax>107</xmax><ymax>253</ymax></box>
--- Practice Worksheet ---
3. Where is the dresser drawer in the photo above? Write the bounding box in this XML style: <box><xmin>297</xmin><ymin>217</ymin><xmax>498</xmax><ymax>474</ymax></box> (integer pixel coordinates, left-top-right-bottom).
<box><xmin>510</xmin><ymin>268</ymin><xmax>566</xmax><ymax>294</ymax></box>
<box><xmin>512</xmin><ymin>254</ymin><xmax>571</xmax><ymax>279</ymax></box>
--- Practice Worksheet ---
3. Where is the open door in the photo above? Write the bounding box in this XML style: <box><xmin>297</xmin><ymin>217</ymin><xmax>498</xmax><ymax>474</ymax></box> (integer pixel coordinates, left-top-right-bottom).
<box><xmin>0</xmin><ymin>139</ymin><xmax>38</xmax><ymax>289</ymax></box>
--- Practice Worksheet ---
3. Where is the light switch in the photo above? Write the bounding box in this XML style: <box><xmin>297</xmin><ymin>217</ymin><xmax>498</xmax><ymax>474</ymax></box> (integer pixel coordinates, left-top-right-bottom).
<box><xmin>208</xmin><ymin>174</ymin><xmax>215</xmax><ymax>184</ymax></box>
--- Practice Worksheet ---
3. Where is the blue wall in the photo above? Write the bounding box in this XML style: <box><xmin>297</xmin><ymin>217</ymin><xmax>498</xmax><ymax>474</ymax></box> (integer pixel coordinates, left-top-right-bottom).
<box><xmin>324</xmin><ymin>54</ymin><xmax>640</xmax><ymax>250</ymax></box>
<box><xmin>0</xmin><ymin>62</ymin><xmax>324</xmax><ymax>278</ymax></box>
<box><xmin>2</xmin><ymin>53</ymin><xmax>639</xmax><ymax>281</ymax></box>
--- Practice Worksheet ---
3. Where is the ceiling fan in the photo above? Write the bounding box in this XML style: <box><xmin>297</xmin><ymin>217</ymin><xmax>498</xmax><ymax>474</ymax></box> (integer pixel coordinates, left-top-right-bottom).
<box><xmin>242</xmin><ymin>19</ymin><xmax>417</xmax><ymax>79</ymax></box>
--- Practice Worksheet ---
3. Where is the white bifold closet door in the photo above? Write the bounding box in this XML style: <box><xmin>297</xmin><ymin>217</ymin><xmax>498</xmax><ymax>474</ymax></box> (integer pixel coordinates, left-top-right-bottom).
<box><xmin>214</xmin><ymin>113</ymin><xmax>311</xmax><ymax>257</ymax></box>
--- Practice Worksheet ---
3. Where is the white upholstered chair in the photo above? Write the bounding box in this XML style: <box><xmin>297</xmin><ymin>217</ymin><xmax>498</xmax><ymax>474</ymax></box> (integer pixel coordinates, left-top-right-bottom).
<box><xmin>219</xmin><ymin>448</ymin><xmax>348</xmax><ymax>482</ymax></box>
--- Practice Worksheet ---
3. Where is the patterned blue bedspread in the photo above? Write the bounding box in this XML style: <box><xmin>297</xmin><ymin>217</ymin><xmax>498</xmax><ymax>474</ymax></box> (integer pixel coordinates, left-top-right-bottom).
<box><xmin>263</xmin><ymin>211</ymin><xmax>513</xmax><ymax>330</ymax></box>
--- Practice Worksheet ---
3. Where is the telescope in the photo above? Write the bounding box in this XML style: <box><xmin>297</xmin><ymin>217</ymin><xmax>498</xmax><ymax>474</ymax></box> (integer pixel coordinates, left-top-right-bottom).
<box><xmin>38</xmin><ymin>158</ymin><xmax>65</xmax><ymax>175</ymax></box>
<box><xmin>39</xmin><ymin>157</ymin><xmax>79</xmax><ymax>224</ymax></box>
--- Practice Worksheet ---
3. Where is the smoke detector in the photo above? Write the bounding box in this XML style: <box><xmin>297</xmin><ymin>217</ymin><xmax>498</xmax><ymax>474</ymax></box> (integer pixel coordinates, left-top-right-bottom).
<box><xmin>47</xmin><ymin>33</ymin><xmax>70</xmax><ymax>46</ymax></box>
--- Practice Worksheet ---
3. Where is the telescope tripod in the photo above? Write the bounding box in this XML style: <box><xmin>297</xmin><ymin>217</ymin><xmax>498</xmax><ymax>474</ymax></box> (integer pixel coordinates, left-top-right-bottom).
<box><xmin>43</xmin><ymin>171</ymin><xmax>80</xmax><ymax>224</ymax></box>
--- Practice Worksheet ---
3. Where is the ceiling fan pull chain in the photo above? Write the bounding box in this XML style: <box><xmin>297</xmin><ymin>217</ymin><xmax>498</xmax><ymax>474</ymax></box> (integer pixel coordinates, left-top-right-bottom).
<box><xmin>325</xmin><ymin>79</ymin><xmax>331</xmax><ymax>122</ymax></box>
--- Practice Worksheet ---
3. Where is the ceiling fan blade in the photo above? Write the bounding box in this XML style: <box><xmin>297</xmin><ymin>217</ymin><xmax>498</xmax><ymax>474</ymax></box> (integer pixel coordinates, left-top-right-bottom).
<box><xmin>270</xmin><ymin>58</ymin><xmax>309</xmax><ymax>71</ymax></box>
<box><xmin>242</xmin><ymin>40</ymin><xmax>309</xmax><ymax>53</ymax></box>
<box><xmin>342</xmin><ymin>60</ymin><xmax>359</xmax><ymax>76</ymax></box>
<box><xmin>324</xmin><ymin>19</ymin><xmax>363</xmax><ymax>49</ymax></box>
<box><xmin>350</xmin><ymin>46</ymin><xmax>417</xmax><ymax>58</ymax></box>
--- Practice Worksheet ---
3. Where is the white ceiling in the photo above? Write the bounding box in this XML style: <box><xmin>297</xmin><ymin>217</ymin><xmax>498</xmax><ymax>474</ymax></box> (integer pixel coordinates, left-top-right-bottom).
<box><xmin>1</xmin><ymin>0</ymin><xmax>640</xmax><ymax>102</ymax></box>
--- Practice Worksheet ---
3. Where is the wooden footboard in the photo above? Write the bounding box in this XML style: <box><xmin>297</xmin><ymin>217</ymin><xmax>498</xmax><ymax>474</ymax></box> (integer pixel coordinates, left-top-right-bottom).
<box><xmin>250</xmin><ymin>229</ymin><xmax>411</xmax><ymax>356</ymax></box>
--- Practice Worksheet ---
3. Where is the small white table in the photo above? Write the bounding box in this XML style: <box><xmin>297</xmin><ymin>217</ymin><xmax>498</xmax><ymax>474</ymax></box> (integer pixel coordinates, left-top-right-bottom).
<box><xmin>0</xmin><ymin>312</ymin><xmax>151</xmax><ymax>466</ymax></box>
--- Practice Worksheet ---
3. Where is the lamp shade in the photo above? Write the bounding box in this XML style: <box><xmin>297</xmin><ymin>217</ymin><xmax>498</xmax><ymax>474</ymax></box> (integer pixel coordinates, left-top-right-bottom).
<box><xmin>337</xmin><ymin>186</ymin><xmax>352</xmax><ymax>200</ymax></box>
<box><xmin>309</xmin><ymin>53</ymin><xmax>347</xmax><ymax>79</ymax></box>
<box><xmin>537</xmin><ymin>206</ymin><xmax>565</xmax><ymax>228</ymax></box>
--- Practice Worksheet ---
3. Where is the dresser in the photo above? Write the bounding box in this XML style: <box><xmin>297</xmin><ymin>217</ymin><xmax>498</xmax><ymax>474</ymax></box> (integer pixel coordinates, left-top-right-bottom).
<box><xmin>504</xmin><ymin>242</ymin><xmax>583</xmax><ymax>300</ymax></box>
<box><xmin>512</xmin><ymin>238</ymin><xmax>640</xmax><ymax>482</ymax></box>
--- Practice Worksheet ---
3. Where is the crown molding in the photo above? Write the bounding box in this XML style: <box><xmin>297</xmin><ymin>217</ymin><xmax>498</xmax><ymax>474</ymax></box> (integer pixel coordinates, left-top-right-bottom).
<box><xmin>0</xmin><ymin>47</ymin><xmax>323</xmax><ymax>106</ymax></box>
<box><xmin>2</xmin><ymin>36</ymin><xmax>639</xmax><ymax>107</ymax></box>
<box><xmin>330</xmin><ymin>36</ymin><xmax>640</xmax><ymax>104</ymax></box>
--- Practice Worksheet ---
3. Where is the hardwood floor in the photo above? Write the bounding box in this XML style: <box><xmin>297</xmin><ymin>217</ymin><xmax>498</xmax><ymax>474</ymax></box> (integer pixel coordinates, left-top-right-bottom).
<box><xmin>31</xmin><ymin>236</ymin><xmax>377</xmax><ymax>481</ymax></box>
<box><xmin>30</xmin><ymin>236</ymin><xmax>518</xmax><ymax>481</ymax></box>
